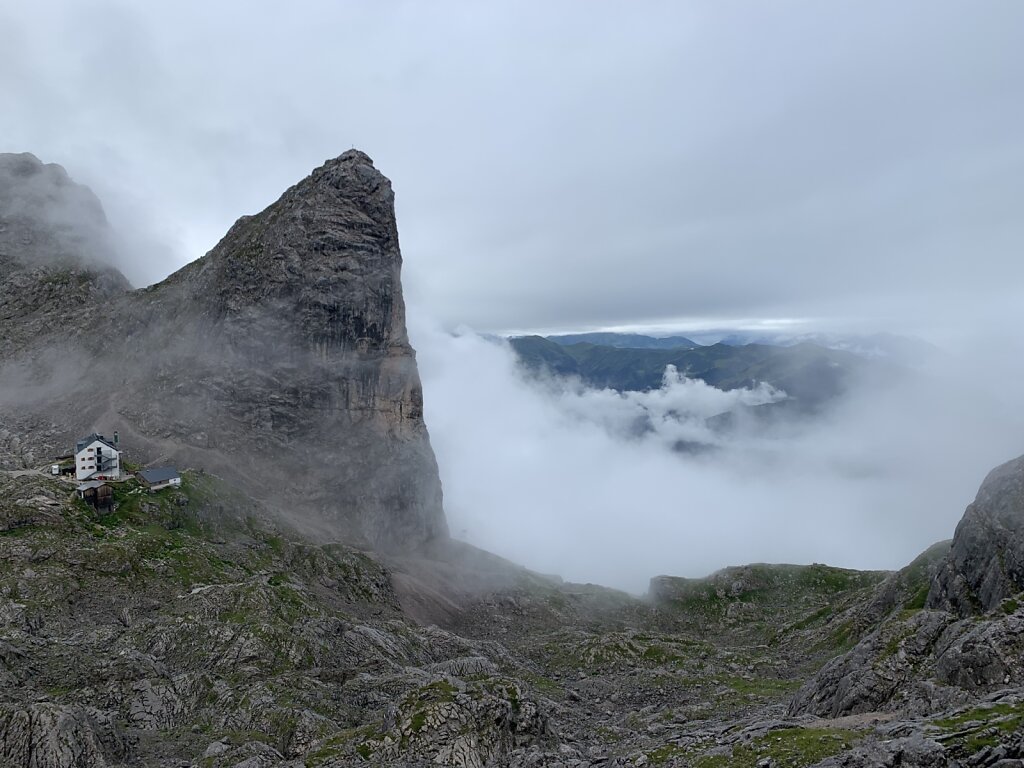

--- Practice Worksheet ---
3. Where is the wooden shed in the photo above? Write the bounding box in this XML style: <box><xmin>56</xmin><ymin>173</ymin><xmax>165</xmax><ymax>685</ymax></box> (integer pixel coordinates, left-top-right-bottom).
<box><xmin>77</xmin><ymin>481</ymin><xmax>113</xmax><ymax>510</ymax></box>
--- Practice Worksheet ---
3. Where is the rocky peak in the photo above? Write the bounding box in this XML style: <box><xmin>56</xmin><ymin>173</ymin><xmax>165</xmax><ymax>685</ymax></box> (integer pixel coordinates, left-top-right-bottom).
<box><xmin>169</xmin><ymin>149</ymin><xmax>408</xmax><ymax>358</ymax></box>
<box><xmin>927</xmin><ymin>453</ymin><xmax>1024</xmax><ymax>614</ymax></box>
<box><xmin>0</xmin><ymin>149</ymin><xmax>447</xmax><ymax>552</ymax></box>
<box><xmin>0</xmin><ymin>152</ymin><xmax>121</xmax><ymax>274</ymax></box>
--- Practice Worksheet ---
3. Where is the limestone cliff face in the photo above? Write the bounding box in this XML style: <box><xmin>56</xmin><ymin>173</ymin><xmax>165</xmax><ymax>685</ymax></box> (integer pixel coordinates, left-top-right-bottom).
<box><xmin>927</xmin><ymin>454</ymin><xmax>1024</xmax><ymax>615</ymax></box>
<box><xmin>0</xmin><ymin>151</ymin><xmax>447</xmax><ymax>550</ymax></box>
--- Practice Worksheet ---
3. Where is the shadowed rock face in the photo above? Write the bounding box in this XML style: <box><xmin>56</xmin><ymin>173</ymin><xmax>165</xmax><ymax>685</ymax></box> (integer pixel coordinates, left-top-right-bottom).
<box><xmin>928</xmin><ymin>454</ymin><xmax>1024</xmax><ymax>615</ymax></box>
<box><xmin>0</xmin><ymin>150</ymin><xmax>447</xmax><ymax>550</ymax></box>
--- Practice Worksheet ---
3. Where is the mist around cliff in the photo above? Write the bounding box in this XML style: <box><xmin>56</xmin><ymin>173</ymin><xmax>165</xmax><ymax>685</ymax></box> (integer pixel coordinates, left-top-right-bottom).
<box><xmin>0</xmin><ymin>152</ymin><xmax>177</xmax><ymax>287</ymax></box>
<box><xmin>411</xmin><ymin>317</ymin><xmax>1024</xmax><ymax>593</ymax></box>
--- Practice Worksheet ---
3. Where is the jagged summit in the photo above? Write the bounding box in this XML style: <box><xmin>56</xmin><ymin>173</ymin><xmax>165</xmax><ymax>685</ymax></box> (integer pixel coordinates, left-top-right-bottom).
<box><xmin>0</xmin><ymin>151</ymin><xmax>76</xmax><ymax>188</ymax></box>
<box><xmin>0</xmin><ymin>151</ymin><xmax>447</xmax><ymax>550</ymax></box>
<box><xmin>164</xmin><ymin>148</ymin><xmax>409</xmax><ymax>356</ymax></box>
<box><xmin>325</xmin><ymin>147</ymin><xmax>376</xmax><ymax>165</ymax></box>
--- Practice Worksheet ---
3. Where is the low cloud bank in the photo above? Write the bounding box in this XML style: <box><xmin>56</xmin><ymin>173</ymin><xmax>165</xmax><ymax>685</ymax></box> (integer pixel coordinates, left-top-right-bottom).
<box><xmin>410</xmin><ymin>318</ymin><xmax>1024</xmax><ymax>593</ymax></box>
<box><xmin>547</xmin><ymin>365</ymin><xmax>784</xmax><ymax>449</ymax></box>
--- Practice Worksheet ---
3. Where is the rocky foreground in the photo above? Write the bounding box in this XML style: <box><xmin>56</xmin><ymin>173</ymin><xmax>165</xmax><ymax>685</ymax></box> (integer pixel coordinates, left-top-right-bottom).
<box><xmin>0</xmin><ymin>453</ymin><xmax>1023</xmax><ymax>767</ymax></box>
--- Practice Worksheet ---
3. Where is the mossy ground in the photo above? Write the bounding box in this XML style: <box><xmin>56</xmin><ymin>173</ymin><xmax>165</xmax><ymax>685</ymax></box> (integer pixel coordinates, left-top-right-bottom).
<box><xmin>654</xmin><ymin>563</ymin><xmax>887</xmax><ymax>657</ymax></box>
<box><xmin>0</xmin><ymin>469</ymin><xmax>415</xmax><ymax>762</ymax></box>
<box><xmin>930</xmin><ymin>700</ymin><xmax>1024</xmax><ymax>754</ymax></box>
<box><xmin>648</xmin><ymin>727</ymin><xmax>860</xmax><ymax>767</ymax></box>
<box><xmin>10</xmin><ymin>468</ymin><xmax>1016</xmax><ymax>767</ymax></box>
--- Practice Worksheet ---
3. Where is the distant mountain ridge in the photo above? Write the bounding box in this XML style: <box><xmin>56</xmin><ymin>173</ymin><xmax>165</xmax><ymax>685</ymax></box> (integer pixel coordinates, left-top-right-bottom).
<box><xmin>690</xmin><ymin>329</ymin><xmax>939</xmax><ymax>362</ymax></box>
<box><xmin>509</xmin><ymin>334</ymin><xmax>877</xmax><ymax>411</ymax></box>
<box><xmin>546</xmin><ymin>332</ymin><xmax>700</xmax><ymax>350</ymax></box>
<box><xmin>528</xmin><ymin>330</ymin><xmax>935</xmax><ymax>363</ymax></box>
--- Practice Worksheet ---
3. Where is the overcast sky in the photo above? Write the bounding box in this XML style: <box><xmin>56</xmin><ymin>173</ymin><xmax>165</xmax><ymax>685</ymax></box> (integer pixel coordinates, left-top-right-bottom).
<box><xmin>3</xmin><ymin>1</ymin><xmax>1022</xmax><ymax>337</ymax></box>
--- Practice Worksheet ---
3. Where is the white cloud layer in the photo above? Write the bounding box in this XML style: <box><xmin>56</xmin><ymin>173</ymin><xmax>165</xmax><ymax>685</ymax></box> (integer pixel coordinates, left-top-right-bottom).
<box><xmin>412</xmin><ymin>317</ymin><xmax>1024</xmax><ymax>593</ymax></box>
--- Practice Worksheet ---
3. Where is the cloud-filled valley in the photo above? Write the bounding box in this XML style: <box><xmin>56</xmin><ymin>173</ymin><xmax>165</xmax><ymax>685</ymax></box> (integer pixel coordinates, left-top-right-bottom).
<box><xmin>413</xmin><ymin>319</ymin><xmax>1024</xmax><ymax>592</ymax></box>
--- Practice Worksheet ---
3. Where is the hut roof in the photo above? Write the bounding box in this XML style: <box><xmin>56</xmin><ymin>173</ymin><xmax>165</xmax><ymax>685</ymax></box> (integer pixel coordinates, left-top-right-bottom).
<box><xmin>76</xmin><ymin>433</ymin><xmax>118</xmax><ymax>453</ymax></box>
<box><xmin>139</xmin><ymin>467</ymin><xmax>180</xmax><ymax>484</ymax></box>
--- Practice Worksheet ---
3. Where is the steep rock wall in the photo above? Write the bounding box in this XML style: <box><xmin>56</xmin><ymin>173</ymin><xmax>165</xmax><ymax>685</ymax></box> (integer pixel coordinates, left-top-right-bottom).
<box><xmin>0</xmin><ymin>150</ymin><xmax>447</xmax><ymax>550</ymax></box>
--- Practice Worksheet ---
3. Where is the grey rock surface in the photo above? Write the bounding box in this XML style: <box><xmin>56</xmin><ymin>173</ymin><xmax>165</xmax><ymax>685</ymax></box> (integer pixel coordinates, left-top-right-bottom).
<box><xmin>0</xmin><ymin>152</ymin><xmax>117</xmax><ymax>271</ymax></box>
<box><xmin>929</xmin><ymin>454</ymin><xmax>1024</xmax><ymax>615</ymax></box>
<box><xmin>0</xmin><ymin>702</ymin><xmax>128</xmax><ymax>768</ymax></box>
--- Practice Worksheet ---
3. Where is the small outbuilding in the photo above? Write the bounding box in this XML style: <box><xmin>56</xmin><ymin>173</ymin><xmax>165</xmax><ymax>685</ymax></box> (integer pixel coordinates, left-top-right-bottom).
<box><xmin>137</xmin><ymin>467</ymin><xmax>182</xmax><ymax>492</ymax></box>
<box><xmin>77</xmin><ymin>480</ymin><xmax>114</xmax><ymax>510</ymax></box>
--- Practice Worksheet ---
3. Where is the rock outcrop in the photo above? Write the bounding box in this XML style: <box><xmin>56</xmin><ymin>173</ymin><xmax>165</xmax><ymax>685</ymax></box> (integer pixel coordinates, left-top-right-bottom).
<box><xmin>789</xmin><ymin>454</ymin><xmax>1024</xmax><ymax>721</ymax></box>
<box><xmin>928</xmin><ymin>454</ymin><xmax>1024</xmax><ymax>615</ymax></box>
<box><xmin>0</xmin><ymin>150</ymin><xmax>446</xmax><ymax>550</ymax></box>
<box><xmin>0</xmin><ymin>703</ymin><xmax>128</xmax><ymax>768</ymax></box>
<box><xmin>108</xmin><ymin>150</ymin><xmax>448</xmax><ymax>549</ymax></box>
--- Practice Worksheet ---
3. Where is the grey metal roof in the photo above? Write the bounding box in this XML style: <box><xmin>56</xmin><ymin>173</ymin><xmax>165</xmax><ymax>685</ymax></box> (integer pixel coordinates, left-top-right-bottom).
<box><xmin>76</xmin><ymin>433</ymin><xmax>118</xmax><ymax>453</ymax></box>
<box><xmin>138</xmin><ymin>467</ymin><xmax>180</xmax><ymax>484</ymax></box>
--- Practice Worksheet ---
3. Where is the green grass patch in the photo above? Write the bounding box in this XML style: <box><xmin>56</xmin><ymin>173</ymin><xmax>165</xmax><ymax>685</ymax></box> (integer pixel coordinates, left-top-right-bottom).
<box><xmin>931</xmin><ymin>701</ymin><xmax>1024</xmax><ymax>753</ymax></box>
<box><xmin>519</xmin><ymin>671</ymin><xmax>563</xmax><ymax>697</ymax></box>
<box><xmin>722</xmin><ymin>676</ymin><xmax>801</xmax><ymax>698</ymax></box>
<box><xmin>647</xmin><ymin>743</ymin><xmax>688</xmax><ymax>765</ymax></box>
<box><xmin>905</xmin><ymin>584</ymin><xmax>930</xmax><ymax>610</ymax></box>
<box><xmin>693</xmin><ymin>727</ymin><xmax>859</xmax><ymax>768</ymax></box>
<box><xmin>413</xmin><ymin>679</ymin><xmax>458</xmax><ymax>703</ymax></box>
<box><xmin>410</xmin><ymin>710</ymin><xmax>427</xmax><ymax>732</ymax></box>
